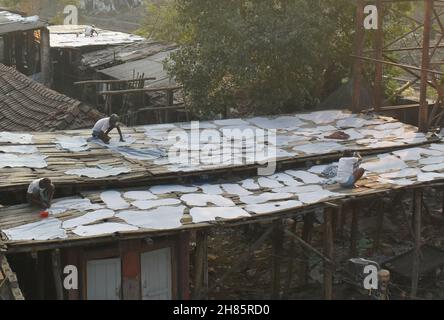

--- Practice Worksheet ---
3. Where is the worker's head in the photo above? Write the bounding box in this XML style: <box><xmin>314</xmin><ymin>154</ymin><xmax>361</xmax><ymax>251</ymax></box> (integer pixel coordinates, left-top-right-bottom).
<box><xmin>343</xmin><ymin>150</ymin><xmax>354</xmax><ymax>158</ymax></box>
<box><xmin>91</xmin><ymin>25</ymin><xmax>96</xmax><ymax>28</ymax></box>
<box><xmin>39</xmin><ymin>178</ymin><xmax>52</xmax><ymax>189</ymax></box>
<box><xmin>110</xmin><ymin>114</ymin><xmax>120</xmax><ymax>125</ymax></box>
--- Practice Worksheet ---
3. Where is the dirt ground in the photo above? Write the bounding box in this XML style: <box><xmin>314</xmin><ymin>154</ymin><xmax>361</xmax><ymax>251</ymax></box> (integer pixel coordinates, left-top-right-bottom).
<box><xmin>191</xmin><ymin>187</ymin><xmax>444</xmax><ymax>300</ymax></box>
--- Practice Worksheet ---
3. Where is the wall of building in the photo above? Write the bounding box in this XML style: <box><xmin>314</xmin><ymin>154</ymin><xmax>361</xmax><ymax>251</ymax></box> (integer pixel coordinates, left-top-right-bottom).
<box><xmin>63</xmin><ymin>233</ymin><xmax>190</xmax><ymax>300</ymax></box>
<box><xmin>7</xmin><ymin>232</ymin><xmax>191</xmax><ymax>300</ymax></box>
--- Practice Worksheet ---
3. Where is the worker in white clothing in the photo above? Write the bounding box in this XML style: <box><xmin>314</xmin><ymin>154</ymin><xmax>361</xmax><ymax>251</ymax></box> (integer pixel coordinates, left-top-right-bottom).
<box><xmin>27</xmin><ymin>178</ymin><xmax>55</xmax><ymax>209</ymax></box>
<box><xmin>84</xmin><ymin>25</ymin><xmax>99</xmax><ymax>37</ymax></box>
<box><xmin>92</xmin><ymin>114</ymin><xmax>125</xmax><ymax>144</ymax></box>
<box><xmin>336</xmin><ymin>150</ymin><xmax>365</xmax><ymax>189</ymax></box>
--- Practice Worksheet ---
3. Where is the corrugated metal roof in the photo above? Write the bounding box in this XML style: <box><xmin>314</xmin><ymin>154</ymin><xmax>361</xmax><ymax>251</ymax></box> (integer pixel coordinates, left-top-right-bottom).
<box><xmin>99</xmin><ymin>48</ymin><xmax>177</xmax><ymax>87</ymax></box>
<box><xmin>81</xmin><ymin>40</ymin><xmax>178</xmax><ymax>69</ymax></box>
<box><xmin>0</xmin><ymin>11</ymin><xmax>46</xmax><ymax>34</ymax></box>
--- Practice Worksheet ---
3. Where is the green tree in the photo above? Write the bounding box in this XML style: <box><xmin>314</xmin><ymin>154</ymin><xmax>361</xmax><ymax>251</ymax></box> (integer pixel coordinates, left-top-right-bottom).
<box><xmin>0</xmin><ymin>0</ymin><xmax>21</xmax><ymax>8</ymax></box>
<box><xmin>137</xmin><ymin>0</ymin><xmax>183</xmax><ymax>42</ymax></box>
<box><xmin>164</xmin><ymin>0</ymin><xmax>415</xmax><ymax>118</ymax></box>
<box><xmin>164</xmin><ymin>0</ymin><xmax>358</xmax><ymax>118</ymax></box>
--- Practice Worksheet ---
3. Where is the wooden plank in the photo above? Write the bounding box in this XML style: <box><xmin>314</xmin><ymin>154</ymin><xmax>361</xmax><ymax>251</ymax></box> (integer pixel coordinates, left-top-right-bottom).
<box><xmin>0</xmin><ymin>254</ymin><xmax>25</xmax><ymax>300</ymax></box>
<box><xmin>40</xmin><ymin>27</ymin><xmax>51</xmax><ymax>87</ymax></box>
<box><xmin>350</xmin><ymin>203</ymin><xmax>359</xmax><ymax>258</ymax></box>
<box><xmin>74</xmin><ymin>78</ymin><xmax>156</xmax><ymax>86</ymax></box>
<box><xmin>372</xmin><ymin>202</ymin><xmax>385</xmax><ymax>255</ymax></box>
<box><xmin>411</xmin><ymin>190</ymin><xmax>422</xmax><ymax>299</ymax></box>
<box><xmin>419</xmin><ymin>0</ymin><xmax>433</xmax><ymax>132</ymax></box>
<box><xmin>193</xmin><ymin>231</ymin><xmax>208</xmax><ymax>300</ymax></box>
<box><xmin>283</xmin><ymin>221</ymin><xmax>297</xmax><ymax>299</ymax></box>
<box><xmin>99</xmin><ymin>86</ymin><xmax>183</xmax><ymax>96</ymax></box>
<box><xmin>284</xmin><ymin>229</ymin><xmax>333</xmax><ymax>265</ymax></box>
<box><xmin>52</xmin><ymin>249</ymin><xmax>64</xmax><ymax>300</ymax></box>
<box><xmin>324</xmin><ymin>208</ymin><xmax>335</xmax><ymax>300</ymax></box>
<box><xmin>176</xmin><ymin>232</ymin><xmax>191</xmax><ymax>300</ymax></box>
<box><xmin>271</xmin><ymin>220</ymin><xmax>283</xmax><ymax>300</ymax></box>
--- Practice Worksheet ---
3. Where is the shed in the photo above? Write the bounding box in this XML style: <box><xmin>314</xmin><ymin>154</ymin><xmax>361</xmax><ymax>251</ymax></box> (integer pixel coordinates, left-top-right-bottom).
<box><xmin>0</xmin><ymin>10</ymin><xmax>51</xmax><ymax>86</ymax></box>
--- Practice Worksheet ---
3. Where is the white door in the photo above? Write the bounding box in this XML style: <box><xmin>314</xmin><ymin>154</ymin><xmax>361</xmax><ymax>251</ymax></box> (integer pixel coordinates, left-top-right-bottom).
<box><xmin>141</xmin><ymin>248</ymin><xmax>172</xmax><ymax>300</ymax></box>
<box><xmin>87</xmin><ymin>258</ymin><xmax>121</xmax><ymax>300</ymax></box>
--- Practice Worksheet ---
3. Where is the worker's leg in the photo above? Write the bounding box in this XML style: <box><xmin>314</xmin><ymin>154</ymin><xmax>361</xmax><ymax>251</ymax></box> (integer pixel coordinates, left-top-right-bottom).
<box><xmin>39</xmin><ymin>188</ymin><xmax>51</xmax><ymax>209</ymax></box>
<box><xmin>353</xmin><ymin>168</ymin><xmax>365</xmax><ymax>182</ymax></box>
<box><xmin>27</xmin><ymin>193</ymin><xmax>46</xmax><ymax>209</ymax></box>
<box><xmin>98</xmin><ymin>132</ymin><xmax>111</xmax><ymax>144</ymax></box>
<box><xmin>44</xmin><ymin>184</ymin><xmax>55</xmax><ymax>207</ymax></box>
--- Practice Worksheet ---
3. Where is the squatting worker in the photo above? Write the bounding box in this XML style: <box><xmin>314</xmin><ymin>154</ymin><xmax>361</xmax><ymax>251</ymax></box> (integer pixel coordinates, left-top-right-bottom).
<box><xmin>337</xmin><ymin>150</ymin><xmax>365</xmax><ymax>189</ymax></box>
<box><xmin>27</xmin><ymin>178</ymin><xmax>55</xmax><ymax>209</ymax></box>
<box><xmin>85</xmin><ymin>25</ymin><xmax>99</xmax><ymax>37</ymax></box>
<box><xmin>92</xmin><ymin>114</ymin><xmax>125</xmax><ymax>144</ymax></box>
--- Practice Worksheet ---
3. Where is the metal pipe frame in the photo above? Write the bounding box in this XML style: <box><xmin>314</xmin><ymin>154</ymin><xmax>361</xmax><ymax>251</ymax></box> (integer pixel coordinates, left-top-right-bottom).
<box><xmin>352</xmin><ymin>0</ymin><xmax>444</xmax><ymax>132</ymax></box>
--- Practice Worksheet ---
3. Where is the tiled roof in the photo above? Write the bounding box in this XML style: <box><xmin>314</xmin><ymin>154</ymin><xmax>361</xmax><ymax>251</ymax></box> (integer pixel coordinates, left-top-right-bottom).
<box><xmin>0</xmin><ymin>64</ymin><xmax>102</xmax><ymax>131</ymax></box>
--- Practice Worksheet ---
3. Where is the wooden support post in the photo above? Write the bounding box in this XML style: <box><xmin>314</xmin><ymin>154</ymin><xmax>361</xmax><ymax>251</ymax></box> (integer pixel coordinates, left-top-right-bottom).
<box><xmin>40</xmin><ymin>27</ymin><xmax>51</xmax><ymax>87</ymax></box>
<box><xmin>339</xmin><ymin>204</ymin><xmax>346</xmax><ymax>239</ymax></box>
<box><xmin>14</xmin><ymin>33</ymin><xmax>24</xmax><ymax>73</ymax></box>
<box><xmin>177</xmin><ymin>232</ymin><xmax>191</xmax><ymax>300</ymax></box>
<box><xmin>193</xmin><ymin>231</ymin><xmax>208</xmax><ymax>300</ymax></box>
<box><xmin>352</xmin><ymin>0</ymin><xmax>365</xmax><ymax>113</ymax></box>
<box><xmin>3</xmin><ymin>35</ymin><xmax>11</xmax><ymax>65</ymax></box>
<box><xmin>350</xmin><ymin>203</ymin><xmax>359</xmax><ymax>257</ymax></box>
<box><xmin>271</xmin><ymin>220</ymin><xmax>283</xmax><ymax>300</ymax></box>
<box><xmin>51</xmin><ymin>249</ymin><xmax>64</xmax><ymax>300</ymax></box>
<box><xmin>373</xmin><ymin>202</ymin><xmax>384</xmax><ymax>255</ymax></box>
<box><xmin>374</xmin><ymin>0</ymin><xmax>384</xmax><ymax>112</ymax></box>
<box><xmin>334</xmin><ymin>204</ymin><xmax>344</xmax><ymax>239</ymax></box>
<box><xmin>165</xmin><ymin>89</ymin><xmax>174</xmax><ymax>123</ymax></box>
<box><xmin>411</xmin><ymin>190</ymin><xmax>423</xmax><ymax>299</ymax></box>
<box><xmin>301</xmin><ymin>212</ymin><xmax>315</xmax><ymax>286</ymax></box>
<box><xmin>284</xmin><ymin>230</ymin><xmax>333</xmax><ymax>265</ymax></box>
<box><xmin>34</xmin><ymin>252</ymin><xmax>45</xmax><ymax>299</ymax></box>
<box><xmin>324</xmin><ymin>208</ymin><xmax>335</xmax><ymax>300</ymax></box>
<box><xmin>441</xmin><ymin>189</ymin><xmax>444</xmax><ymax>217</ymax></box>
<box><xmin>419</xmin><ymin>0</ymin><xmax>433</xmax><ymax>132</ymax></box>
<box><xmin>283</xmin><ymin>221</ymin><xmax>298</xmax><ymax>299</ymax></box>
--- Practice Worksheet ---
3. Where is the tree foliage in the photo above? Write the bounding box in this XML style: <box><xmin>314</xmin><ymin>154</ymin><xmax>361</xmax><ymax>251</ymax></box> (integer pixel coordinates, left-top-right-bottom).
<box><xmin>161</xmin><ymin>0</ymin><xmax>358</xmax><ymax>117</ymax></box>
<box><xmin>137</xmin><ymin>0</ymin><xmax>183</xmax><ymax>42</ymax></box>
<box><xmin>146</xmin><ymin>0</ymin><xmax>413</xmax><ymax>118</ymax></box>
<box><xmin>0</xmin><ymin>0</ymin><xmax>79</xmax><ymax>18</ymax></box>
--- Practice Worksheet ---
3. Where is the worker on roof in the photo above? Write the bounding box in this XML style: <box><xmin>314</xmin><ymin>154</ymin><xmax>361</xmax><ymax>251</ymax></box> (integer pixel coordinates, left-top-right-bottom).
<box><xmin>337</xmin><ymin>150</ymin><xmax>365</xmax><ymax>189</ymax></box>
<box><xmin>92</xmin><ymin>114</ymin><xmax>125</xmax><ymax>144</ymax></box>
<box><xmin>27</xmin><ymin>178</ymin><xmax>55</xmax><ymax>209</ymax></box>
<box><xmin>85</xmin><ymin>25</ymin><xmax>99</xmax><ymax>37</ymax></box>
